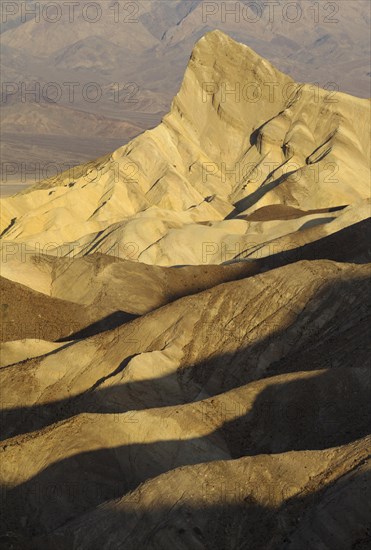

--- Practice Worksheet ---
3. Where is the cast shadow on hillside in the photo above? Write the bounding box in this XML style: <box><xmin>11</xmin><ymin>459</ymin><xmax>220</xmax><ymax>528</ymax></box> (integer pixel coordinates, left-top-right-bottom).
<box><xmin>226</xmin><ymin>168</ymin><xmax>299</xmax><ymax>217</ymax></box>
<box><xmin>1</xmin><ymin>368</ymin><xmax>369</xmax><ymax>541</ymax></box>
<box><xmin>259</xmin><ymin>217</ymin><xmax>371</xmax><ymax>269</ymax></box>
<box><xmin>1</xmin><ymin>275</ymin><xmax>370</xmax><ymax>442</ymax></box>
<box><xmin>3</xmin><ymin>469</ymin><xmax>369</xmax><ymax>549</ymax></box>
<box><xmin>58</xmin><ymin>311</ymin><xmax>138</xmax><ymax>341</ymax></box>
<box><xmin>28</xmin><ymin>218</ymin><xmax>370</xmax><ymax>345</ymax></box>
<box><xmin>33</xmin><ymin>469</ymin><xmax>371</xmax><ymax>550</ymax></box>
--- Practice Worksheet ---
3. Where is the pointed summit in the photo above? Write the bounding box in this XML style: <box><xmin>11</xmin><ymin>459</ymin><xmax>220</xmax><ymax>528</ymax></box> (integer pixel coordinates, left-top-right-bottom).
<box><xmin>1</xmin><ymin>32</ymin><xmax>369</xmax><ymax>267</ymax></box>
<box><xmin>167</xmin><ymin>29</ymin><xmax>294</xmax><ymax>159</ymax></box>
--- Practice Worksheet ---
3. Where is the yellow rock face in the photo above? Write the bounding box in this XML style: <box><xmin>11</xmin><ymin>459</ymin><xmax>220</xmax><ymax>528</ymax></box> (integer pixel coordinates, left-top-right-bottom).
<box><xmin>0</xmin><ymin>31</ymin><xmax>370</xmax><ymax>550</ymax></box>
<box><xmin>1</xmin><ymin>31</ymin><xmax>370</xmax><ymax>267</ymax></box>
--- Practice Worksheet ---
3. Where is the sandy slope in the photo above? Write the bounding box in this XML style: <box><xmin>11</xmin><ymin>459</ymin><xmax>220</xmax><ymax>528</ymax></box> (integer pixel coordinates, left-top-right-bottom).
<box><xmin>0</xmin><ymin>260</ymin><xmax>370</xmax><ymax>548</ymax></box>
<box><xmin>1</xmin><ymin>32</ymin><xmax>370</xmax><ymax>267</ymax></box>
<box><xmin>38</xmin><ymin>438</ymin><xmax>371</xmax><ymax>550</ymax></box>
<box><xmin>0</xmin><ymin>30</ymin><xmax>370</xmax><ymax>549</ymax></box>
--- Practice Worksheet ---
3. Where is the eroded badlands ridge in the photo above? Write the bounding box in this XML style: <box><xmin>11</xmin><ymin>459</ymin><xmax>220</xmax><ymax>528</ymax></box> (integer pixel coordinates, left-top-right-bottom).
<box><xmin>0</xmin><ymin>31</ymin><xmax>370</xmax><ymax>549</ymax></box>
<box><xmin>1</xmin><ymin>30</ymin><xmax>370</xmax><ymax>266</ymax></box>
